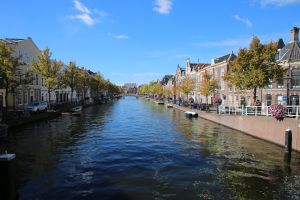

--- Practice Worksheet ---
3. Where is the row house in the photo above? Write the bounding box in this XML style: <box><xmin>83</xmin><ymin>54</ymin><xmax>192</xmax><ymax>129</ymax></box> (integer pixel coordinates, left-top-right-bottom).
<box><xmin>183</xmin><ymin>53</ymin><xmax>236</xmax><ymax>106</ymax></box>
<box><xmin>185</xmin><ymin>58</ymin><xmax>209</xmax><ymax>103</ymax></box>
<box><xmin>1</xmin><ymin>37</ymin><xmax>43</xmax><ymax>109</ymax></box>
<box><xmin>0</xmin><ymin>37</ymin><xmax>90</xmax><ymax>109</ymax></box>
<box><xmin>175</xmin><ymin>27</ymin><xmax>300</xmax><ymax>108</ymax></box>
<box><xmin>175</xmin><ymin>64</ymin><xmax>186</xmax><ymax>98</ymax></box>
<box><xmin>262</xmin><ymin>27</ymin><xmax>300</xmax><ymax>107</ymax></box>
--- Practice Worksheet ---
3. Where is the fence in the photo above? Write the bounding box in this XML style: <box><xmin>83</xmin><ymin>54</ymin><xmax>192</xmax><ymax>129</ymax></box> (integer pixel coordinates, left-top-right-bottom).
<box><xmin>218</xmin><ymin>105</ymin><xmax>300</xmax><ymax>118</ymax></box>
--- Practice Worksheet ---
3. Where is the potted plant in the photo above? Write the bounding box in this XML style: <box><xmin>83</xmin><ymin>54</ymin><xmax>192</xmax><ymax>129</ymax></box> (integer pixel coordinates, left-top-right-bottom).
<box><xmin>269</xmin><ymin>104</ymin><xmax>286</xmax><ymax>121</ymax></box>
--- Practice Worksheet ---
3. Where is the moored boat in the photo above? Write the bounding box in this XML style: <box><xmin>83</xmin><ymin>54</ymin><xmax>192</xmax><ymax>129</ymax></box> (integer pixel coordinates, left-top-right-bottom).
<box><xmin>185</xmin><ymin>111</ymin><xmax>198</xmax><ymax>118</ymax></box>
<box><xmin>155</xmin><ymin>101</ymin><xmax>165</xmax><ymax>105</ymax></box>
<box><xmin>166</xmin><ymin>104</ymin><xmax>173</xmax><ymax>108</ymax></box>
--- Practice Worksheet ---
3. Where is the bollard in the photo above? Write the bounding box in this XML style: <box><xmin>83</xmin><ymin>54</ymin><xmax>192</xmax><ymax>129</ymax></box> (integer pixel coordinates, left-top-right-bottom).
<box><xmin>0</xmin><ymin>151</ymin><xmax>17</xmax><ymax>200</ymax></box>
<box><xmin>285</xmin><ymin>129</ymin><xmax>292</xmax><ymax>154</ymax></box>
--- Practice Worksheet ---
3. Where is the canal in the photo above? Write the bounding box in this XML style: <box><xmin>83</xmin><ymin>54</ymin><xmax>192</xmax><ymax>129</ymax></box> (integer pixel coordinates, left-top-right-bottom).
<box><xmin>1</xmin><ymin>96</ymin><xmax>300</xmax><ymax>199</ymax></box>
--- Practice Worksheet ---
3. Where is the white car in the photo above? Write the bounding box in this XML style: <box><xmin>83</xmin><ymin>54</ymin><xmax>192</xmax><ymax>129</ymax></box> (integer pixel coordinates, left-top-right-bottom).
<box><xmin>25</xmin><ymin>101</ymin><xmax>48</xmax><ymax>112</ymax></box>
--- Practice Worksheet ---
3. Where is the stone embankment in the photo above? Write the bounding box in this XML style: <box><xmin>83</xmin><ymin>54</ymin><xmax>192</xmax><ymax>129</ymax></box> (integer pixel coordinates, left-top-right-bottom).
<box><xmin>7</xmin><ymin>111</ymin><xmax>60</xmax><ymax>129</ymax></box>
<box><xmin>171</xmin><ymin>103</ymin><xmax>300</xmax><ymax>152</ymax></box>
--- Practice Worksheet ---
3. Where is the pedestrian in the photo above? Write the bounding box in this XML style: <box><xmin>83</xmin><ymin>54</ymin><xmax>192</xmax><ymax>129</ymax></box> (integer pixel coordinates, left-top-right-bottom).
<box><xmin>256</xmin><ymin>100</ymin><xmax>261</xmax><ymax>114</ymax></box>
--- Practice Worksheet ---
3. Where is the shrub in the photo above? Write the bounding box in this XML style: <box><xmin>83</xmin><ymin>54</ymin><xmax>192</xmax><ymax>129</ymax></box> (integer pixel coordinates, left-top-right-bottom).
<box><xmin>269</xmin><ymin>104</ymin><xmax>286</xmax><ymax>121</ymax></box>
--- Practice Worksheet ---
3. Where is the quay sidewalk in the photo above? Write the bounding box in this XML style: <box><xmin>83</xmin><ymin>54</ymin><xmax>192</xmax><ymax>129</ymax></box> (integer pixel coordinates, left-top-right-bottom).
<box><xmin>171</xmin><ymin>103</ymin><xmax>300</xmax><ymax>152</ymax></box>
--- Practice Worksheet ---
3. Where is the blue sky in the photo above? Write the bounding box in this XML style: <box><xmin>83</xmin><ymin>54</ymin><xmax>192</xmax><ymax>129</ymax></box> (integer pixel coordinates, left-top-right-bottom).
<box><xmin>1</xmin><ymin>0</ymin><xmax>300</xmax><ymax>85</ymax></box>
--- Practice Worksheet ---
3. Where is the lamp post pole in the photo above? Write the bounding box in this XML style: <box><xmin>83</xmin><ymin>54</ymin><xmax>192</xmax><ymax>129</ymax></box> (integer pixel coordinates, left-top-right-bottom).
<box><xmin>284</xmin><ymin>63</ymin><xmax>291</xmax><ymax>106</ymax></box>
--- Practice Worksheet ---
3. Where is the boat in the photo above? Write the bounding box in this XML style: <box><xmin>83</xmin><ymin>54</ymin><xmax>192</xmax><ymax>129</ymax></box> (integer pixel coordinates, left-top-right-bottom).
<box><xmin>0</xmin><ymin>152</ymin><xmax>16</xmax><ymax>161</ymax></box>
<box><xmin>166</xmin><ymin>103</ymin><xmax>173</xmax><ymax>108</ymax></box>
<box><xmin>185</xmin><ymin>111</ymin><xmax>198</xmax><ymax>118</ymax></box>
<box><xmin>155</xmin><ymin>101</ymin><xmax>165</xmax><ymax>105</ymax></box>
<box><xmin>72</xmin><ymin>106</ymin><xmax>82</xmax><ymax>112</ymax></box>
<box><xmin>71</xmin><ymin>106</ymin><xmax>82</xmax><ymax>115</ymax></box>
<box><xmin>62</xmin><ymin>106</ymin><xmax>82</xmax><ymax>115</ymax></box>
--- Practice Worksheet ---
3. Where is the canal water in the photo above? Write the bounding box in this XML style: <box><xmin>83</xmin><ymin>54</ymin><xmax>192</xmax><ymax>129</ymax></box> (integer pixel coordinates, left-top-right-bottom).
<box><xmin>1</xmin><ymin>96</ymin><xmax>300</xmax><ymax>200</ymax></box>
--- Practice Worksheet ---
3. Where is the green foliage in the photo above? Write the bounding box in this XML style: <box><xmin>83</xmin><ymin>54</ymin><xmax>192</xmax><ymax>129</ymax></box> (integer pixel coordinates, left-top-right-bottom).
<box><xmin>75</xmin><ymin>68</ymin><xmax>91</xmax><ymax>102</ymax></box>
<box><xmin>153</xmin><ymin>82</ymin><xmax>163</xmax><ymax>96</ymax></box>
<box><xmin>200</xmin><ymin>72</ymin><xmax>218</xmax><ymax>101</ymax></box>
<box><xmin>179</xmin><ymin>75</ymin><xmax>195</xmax><ymax>97</ymax></box>
<box><xmin>0</xmin><ymin>41</ymin><xmax>32</xmax><ymax>109</ymax></box>
<box><xmin>224</xmin><ymin>37</ymin><xmax>284</xmax><ymax>102</ymax></box>
<box><xmin>139</xmin><ymin>84</ymin><xmax>150</xmax><ymax>94</ymax></box>
<box><xmin>62</xmin><ymin>61</ymin><xmax>78</xmax><ymax>102</ymax></box>
<box><xmin>31</xmin><ymin>47</ymin><xmax>62</xmax><ymax>104</ymax></box>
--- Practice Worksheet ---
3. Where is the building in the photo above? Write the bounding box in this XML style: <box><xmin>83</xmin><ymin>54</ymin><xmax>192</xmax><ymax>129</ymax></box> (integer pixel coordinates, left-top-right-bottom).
<box><xmin>0</xmin><ymin>37</ymin><xmax>43</xmax><ymax>109</ymax></box>
<box><xmin>124</xmin><ymin>83</ymin><xmax>137</xmax><ymax>94</ymax></box>
<box><xmin>258</xmin><ymin>27</ymin><xmax>300</xmax><ymax>107</ymax></box>
<box><xmin>185</xmin><ymin>58</ymin><xmax>210</xmax><ymax>103</ymax></box>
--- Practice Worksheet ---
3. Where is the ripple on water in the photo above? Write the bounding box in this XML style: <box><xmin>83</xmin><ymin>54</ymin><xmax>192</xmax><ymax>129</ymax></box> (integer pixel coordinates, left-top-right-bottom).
<box><xmin>3</xmin><ymin>97</ymin><xmax>300</xmax><ymax>200</ymax></box>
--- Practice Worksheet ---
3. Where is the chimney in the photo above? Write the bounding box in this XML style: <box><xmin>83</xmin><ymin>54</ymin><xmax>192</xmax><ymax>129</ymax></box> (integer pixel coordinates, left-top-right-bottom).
<box><xmin>291</xmin><ymin>27</ymin><xmax>299</xmax><ymax>42</ymax></box>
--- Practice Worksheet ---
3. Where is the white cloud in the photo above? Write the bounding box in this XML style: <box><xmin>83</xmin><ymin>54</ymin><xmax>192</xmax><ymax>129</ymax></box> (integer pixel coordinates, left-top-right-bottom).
<box><xmin>114</xmin><ymin>34</ymin><xmax>129</xmax><ymax>40</ymax></box>
<box><xmin>69</xmin><ymin>0</ymin><xmax>107</xmax><ymax>26</ymax></box>
<box><xmin>260</xmin><ymin>0</ymin><xmax>300</xmax><ymax>6</ymax></box>
<box><xmin>70</xmin><ymin>13</ymin><xmax>97</xmax><ymax>26</ymax></box>
<box><xmin>74</xmin><ymin>0</ymin><xmax>90</xmax><ymax>14</ymax></box>
<box><xmin>234</xmin><ymin>15</ymin><xmax>253</xmax><ymax>28</ymax></box>
<box><xmin>153</xmin><ymin>0</ymin><xmax>172</xmax><ymax>15</ymax></box>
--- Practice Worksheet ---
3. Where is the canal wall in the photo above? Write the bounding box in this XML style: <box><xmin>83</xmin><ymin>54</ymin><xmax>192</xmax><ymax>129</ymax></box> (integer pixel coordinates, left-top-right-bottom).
<box><xmin>172</xmin><ymin>104</ymin><xmax>300</xmax><ymax>152</ymax></box>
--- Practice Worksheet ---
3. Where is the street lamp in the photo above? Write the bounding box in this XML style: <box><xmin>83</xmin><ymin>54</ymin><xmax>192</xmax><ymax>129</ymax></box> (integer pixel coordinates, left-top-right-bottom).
<box><xmin>284</xmin><ymin>62</ymin><xmax>292</xmax><ymax>106</ymax></box>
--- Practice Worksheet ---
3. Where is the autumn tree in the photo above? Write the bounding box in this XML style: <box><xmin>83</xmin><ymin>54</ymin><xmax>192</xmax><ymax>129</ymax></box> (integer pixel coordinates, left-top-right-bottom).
<box><xmin>153</xmin><ymin>82</ymin><xmax>163</xmax><ymax>98</ymax></box>
<box><xmin>90</xmin><ymin>72</ymin><xmax>106</xmax><ymax>101</ymax></box>
<box><xmin>200</xmin><ymin>72</ymin><xmax>218</xmax><ymax>109</ymax></box>
<box><xmin>62</xmin><ymin>61</ymin><xmax>78</xmax><ymax>102</ymax></box>
<box><xmin>179</xmin><ymin>75</ymin><xmax>195</xmax><ymax>100</ymax></box>
<box><xmin>224</xmin><ymin>37</ymin><xmax>284</xmax><ymax>103</ymax></box>
<box><xmin>0</xmin><ymin>41</ymin><xmax>33</xmax><ymax>111</ymax></box>
<box><xmin>31</xmin><ymin>47</ymin><xmax>62</xmax><ymax>108</ymax></box>
<box><xmin>75</xmin><ymin>68</ymin><xmax>91</xmax><ymax>104</ymax></box>
<box><xmin>139</xmin><ymin>84</ymin><xmax>150</xmax><ymax>95</ymax></box>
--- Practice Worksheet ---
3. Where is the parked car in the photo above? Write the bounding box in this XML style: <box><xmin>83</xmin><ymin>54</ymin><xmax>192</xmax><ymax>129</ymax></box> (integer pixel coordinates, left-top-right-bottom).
<box><xmin>199</xmin><ymin>103</ymin><xmax>209</xmax><ymax>111</ymax></box>
<box><xmin>25</xmin><ymin>101</ymin><xmax>48</xmax><ymax>112</ymax></box>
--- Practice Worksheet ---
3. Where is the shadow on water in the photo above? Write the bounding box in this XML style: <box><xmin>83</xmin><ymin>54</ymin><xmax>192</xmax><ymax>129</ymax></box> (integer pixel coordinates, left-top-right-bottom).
<box><xmin>1</xmin><ymin>97</ymin><xmax>300</xmax><ymax>199</ymax></box>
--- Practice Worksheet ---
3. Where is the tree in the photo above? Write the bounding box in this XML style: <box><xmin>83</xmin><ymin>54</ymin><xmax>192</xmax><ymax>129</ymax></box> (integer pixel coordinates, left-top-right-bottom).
<box><xmin>90</xmin><ymin>72</ymin><xmax>106</xmax><ymax>101</ymax></box>
<box><xmin>153</xmin><ymin>82</ymin><xmax>163</xmax><ymax>98</ymax></box>
<box><xmin>224</xmin><ymin>37</ymin><xmax>284</xmax><ymax>103</ymax></box>
<box><xmin>179</xmin><ymin>75</ymin><xmax>195</xmax><ymax>100</ymax></box>
<box><xmin>138</xmin><ymin>84</ymin><xmax>149</xmax><ymax>95</ymax></box>
<box><xmin>75</xmin><ymin>68</ymin><xmax>91</xmax><ymax>104</ymax></box>
<box><xmin>200</xmin><ymin>72</ymin><xmax>218</xmax><ymax>109</ymax></box>
<box><xmin>62</xmin><ymin>61</ymin><xmax>78</xmax><ymax>103</ymax></box>
<box><xmin>31</xmin><ymin>47</ymin><xmax>62</xmax><ymax>108</ymax></box>
<box><xmin>0</xmin><ymin>41</ymin><xmax>33</xmax><ymax>111</ymax></box>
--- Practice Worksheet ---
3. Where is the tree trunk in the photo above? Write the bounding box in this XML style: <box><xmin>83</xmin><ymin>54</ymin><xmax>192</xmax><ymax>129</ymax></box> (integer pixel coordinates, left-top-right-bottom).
<box><xmin>253</xmin><ymin>87</ymin><xmax>257</xmax><ymax>105</ymax></box>
<box><xmin>71</xmin><ymin>88</ymin><xmax>73</xmax><ymax>103</ymax></box>
<box><xmin>206</xmin><ymin>96</ymin><xmax>209</xmax><ymax>111</ymax></box>
<box><xmin>4</xmin><ymin>85</ymin><xmax>8</xmax><ymax>114</ymax></box>
<box><xmin>48</xmin><ymin>89</ymin><xmax>51</xmax><ymax>110</ymax></box>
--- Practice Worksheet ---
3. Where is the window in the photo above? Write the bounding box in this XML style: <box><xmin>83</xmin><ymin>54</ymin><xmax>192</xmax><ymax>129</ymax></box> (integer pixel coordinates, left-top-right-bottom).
<box><xmin>267</xmin><ymin>79</ymin><xmax>272</xmax><ymax>88</ymax></box>
<box><xmin>292</xmin><ymin>69</ymin><xmax>300</xmax><ymax>88</ymax></box>
<box><xmin>220</xmin><ymin>80</ymin><xmax>225</xmax><ymax>90</ymax></box>
<box><xmin>277</xmin><ymin>78</ymin><xmax>284</xmax><ymax>88</ymax></box>
<box><xmin>17</xmin><ymin>90</ymin><xmax>22</xmax><ymax>105</ymax></box>
<box><xmin>266</xmin><ymin>94</ymin><xmax>272</xmax><ymax>106</ymax></box>
<box><xmin>24</xmin><ymin>92</ymin><xmax>28</xmax><ymax>104</ymax></box>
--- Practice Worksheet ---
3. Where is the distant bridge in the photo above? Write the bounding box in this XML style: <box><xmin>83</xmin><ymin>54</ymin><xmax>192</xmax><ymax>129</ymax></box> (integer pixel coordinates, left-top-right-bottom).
<box><xmin>124</xmin><ymin>93</ymin><xmax>139</xmax><ymax>97</ymax></box>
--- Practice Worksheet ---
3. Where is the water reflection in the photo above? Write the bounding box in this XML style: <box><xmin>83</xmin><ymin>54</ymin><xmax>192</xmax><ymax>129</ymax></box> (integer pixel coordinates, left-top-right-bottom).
<box><xmin>0</xmin><ymin>97</ymin><xmax>300</xmax><ymax>199</ymax></box>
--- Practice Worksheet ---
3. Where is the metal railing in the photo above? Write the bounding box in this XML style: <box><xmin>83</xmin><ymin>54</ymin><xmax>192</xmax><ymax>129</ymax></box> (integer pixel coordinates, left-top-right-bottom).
<box><xmin>218</xmin><ymin>105</ymin><xmax>300</xmax><ymax>118</ymax></box>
